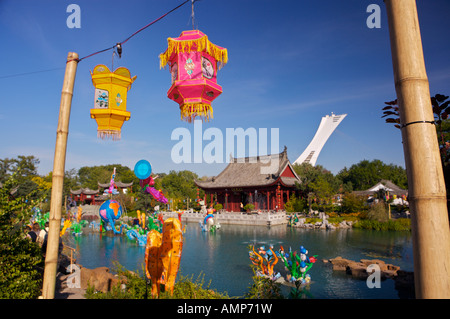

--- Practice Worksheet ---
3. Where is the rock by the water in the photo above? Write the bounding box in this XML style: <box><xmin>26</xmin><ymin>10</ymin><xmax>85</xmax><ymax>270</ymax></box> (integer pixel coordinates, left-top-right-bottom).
<box><xmin>323</xmin><ymin>256</ymin><xmax>414</xmax><ymax>297</ymax></box>
<box><xmin>291</xmin><ymin>215</ymin><xmax>354</xmax><ymax>230</ymax></box>
<box><xmin>78</xmin><ymin>265</ymin><xmax>128</xmax><ymax>293</ymax></box>
<box><xmin>324</xmin><ymin>256</ymin><xmax>401</xmax><ymax>279</ymax></box>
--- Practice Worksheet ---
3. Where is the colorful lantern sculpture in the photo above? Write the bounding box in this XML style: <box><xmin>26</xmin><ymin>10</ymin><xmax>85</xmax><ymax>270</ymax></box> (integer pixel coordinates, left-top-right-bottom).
<box><xmin>159</xmin><ymin>30</ymin><xmax>228</xmax><ymax>122</ymax></box>
<box><xmin>90</xmin><ymin>65</ymin><xmax>137</xmax><ymax>140</ymax></box>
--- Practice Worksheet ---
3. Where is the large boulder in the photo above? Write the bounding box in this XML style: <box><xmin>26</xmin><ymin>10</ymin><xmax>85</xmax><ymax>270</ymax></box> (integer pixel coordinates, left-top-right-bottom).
<box><xmin>325</xmin><ymin>256</ymin><xmax>351</xmax><ymax>271</ymax></box>
<box><xmin>79</xmin><ymin>266</ymin><xmax>127</xmax><ymax>293</ymax></box>
<box><xmin>346</xmin><ymin>261</ymin><xmax>369</xmax><ymax>279</ymax></box>
<box><xmin>324</xmin><ymin>257</ymin><xmax>401</xmax><ymax>279</ymax></box>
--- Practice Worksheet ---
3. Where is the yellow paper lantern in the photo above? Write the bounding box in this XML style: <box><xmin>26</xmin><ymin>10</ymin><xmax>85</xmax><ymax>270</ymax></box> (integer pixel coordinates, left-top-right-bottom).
<box><xmin>90</xmin><ymin>64</ymin><xmax>137</xmax><ymax>140</ymax></box>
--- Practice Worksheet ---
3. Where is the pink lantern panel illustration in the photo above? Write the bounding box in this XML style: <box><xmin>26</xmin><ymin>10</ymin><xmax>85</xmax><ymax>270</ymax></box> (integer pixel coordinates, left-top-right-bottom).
<box><xmin>160</xmin><ymin>30</ymin><xmax>228</xmax><ymax>122</ymax></box>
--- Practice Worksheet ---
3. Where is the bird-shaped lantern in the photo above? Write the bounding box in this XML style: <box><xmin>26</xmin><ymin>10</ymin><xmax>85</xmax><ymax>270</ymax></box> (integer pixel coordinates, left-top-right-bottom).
<box><xmin>159</xmin><ymin>30</ymin><xmax>228</xmax><ymax>122</ymax></box>
<box><xmin>90</xmin><ymin>65</ymin><xmax>137</xmax><ymax>140</ymax></box>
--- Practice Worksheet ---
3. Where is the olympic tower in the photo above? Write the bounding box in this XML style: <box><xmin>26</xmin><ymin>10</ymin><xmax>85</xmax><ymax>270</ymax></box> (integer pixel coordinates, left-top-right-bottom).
<box><xmin>294</xmin><ymin>113</ymin><xmax>347</xmax><ymax>166</ymax></box>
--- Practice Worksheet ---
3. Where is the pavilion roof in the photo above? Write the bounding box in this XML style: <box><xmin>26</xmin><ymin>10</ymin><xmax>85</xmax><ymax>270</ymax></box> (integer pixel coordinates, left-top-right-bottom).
<box><xmin>195</xmin><ymin>147</ymin><xmax>301</xmax><ymax>189</ymax></box>
<box><xmin>352</xmin><ymin>180</ymin><xmax>408</xmax><ymax>196</ymax></box>
<box><xmin>97</xmin><ymin>181</ymin><xmax>134</xmax><ymax>188</ymax></box>
<box><xmin>70</xmin><ymin>188</ymin><xmax>99</xmax><ymax>195</ymax></box>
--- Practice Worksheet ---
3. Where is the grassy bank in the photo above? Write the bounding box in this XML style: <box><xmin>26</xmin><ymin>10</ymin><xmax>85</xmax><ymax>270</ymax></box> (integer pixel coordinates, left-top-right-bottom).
<box><xmin>353</xmin><ymin>218</ymin><xmax>411</xmax><ymax>231</ymax></box>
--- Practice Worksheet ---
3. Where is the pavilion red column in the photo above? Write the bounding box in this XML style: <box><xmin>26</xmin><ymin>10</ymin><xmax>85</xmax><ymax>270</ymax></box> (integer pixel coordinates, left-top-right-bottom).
<box><xmin>276</xmin><ymin>185</ymin><xmax>281</xmax><ymax>211</ymax></box>
<box><xmin>225</xmin><ymin>192</ymin><xmax>229</xmax><ymax>211</ymax></box>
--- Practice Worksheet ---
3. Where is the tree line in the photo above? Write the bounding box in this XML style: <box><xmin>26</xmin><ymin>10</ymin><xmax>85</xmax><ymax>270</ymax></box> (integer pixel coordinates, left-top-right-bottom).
<box><xmin>0</xmin><ymin>155</ymin><xmax>408</xmax><ymax>212</ymax></box>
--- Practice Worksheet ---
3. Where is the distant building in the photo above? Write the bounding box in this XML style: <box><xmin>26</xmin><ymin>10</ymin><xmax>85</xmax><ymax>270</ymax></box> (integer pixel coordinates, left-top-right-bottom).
<box><xmin>97</xmin><ymin>181</ymin><xmax>133</xmax><ymax>195</ymax></box>
<box><xmin>70</xmin><ymin>188</ymin><xmax>99</xmax><ymax>205</ymax></box>
<box><xmin>352</xmin><ymin>180</ymin><xmax>408</xmax><ymax>205</ymax></box>
<box><xmin>70</xmin><ymin>181</ymin><xmax>134</xmax><ymax>205</ymax></box>
<box><xmin>294</xmin><ymin>113</ymin><xmax>346</xmax><ymax>166</ymax></box>
<box><xmin>195</xmin><ymin>147</ymin><xmax>301</xmax><ymax>212</ymax></box>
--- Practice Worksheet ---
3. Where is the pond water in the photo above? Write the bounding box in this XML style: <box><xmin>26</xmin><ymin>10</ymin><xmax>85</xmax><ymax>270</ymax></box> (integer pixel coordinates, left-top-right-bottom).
<box><xmin>68</xmin><ymin>223</ymin><xmax>414</xmax><ymax>299</ymax></box>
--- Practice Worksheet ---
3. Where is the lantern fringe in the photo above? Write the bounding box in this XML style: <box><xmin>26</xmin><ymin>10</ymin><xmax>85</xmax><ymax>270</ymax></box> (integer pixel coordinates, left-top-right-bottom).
<box><xmin>180</xmin><ymin>103</ymin><xmax>213</xmax><ymax>123</ymax></box>
<box><xmin>97</xmin><ymin>130</ymin><xmax>122</xmax><ymax>141</ymax></box>
<box><xmin>160</xmin><ymin>35</ymin><xmax>228</xmax><ymax>70</ymax></box>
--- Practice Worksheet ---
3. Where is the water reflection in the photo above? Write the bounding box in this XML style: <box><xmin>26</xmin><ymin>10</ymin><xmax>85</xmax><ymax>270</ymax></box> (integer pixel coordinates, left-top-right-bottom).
<box><xmin>73</xmin><ymin>223</ymin><xmax>413</xmax><ymax>298</ymax></box>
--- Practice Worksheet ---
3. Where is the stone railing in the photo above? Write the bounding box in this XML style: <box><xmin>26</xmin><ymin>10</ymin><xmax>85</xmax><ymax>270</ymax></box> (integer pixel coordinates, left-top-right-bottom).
<box><xmin>162</xmin><ymin>211</ymin><xmax>288</xmax><ymax>226</ymax></box>
<box><xmin>72</xmin><ymin>205</ymin><xmax>288</xmax><ymax>226</ymax></box>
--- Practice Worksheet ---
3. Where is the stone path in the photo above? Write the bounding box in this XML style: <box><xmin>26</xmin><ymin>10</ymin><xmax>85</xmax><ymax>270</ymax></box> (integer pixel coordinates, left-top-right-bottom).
<box><xmin>55</xmin><ymin>272</ymin><xmax>86</xmax><ymax>299</ymax></box>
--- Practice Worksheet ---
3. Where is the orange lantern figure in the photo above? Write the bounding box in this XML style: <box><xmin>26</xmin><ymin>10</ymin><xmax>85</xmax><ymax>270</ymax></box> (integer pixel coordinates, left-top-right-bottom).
<box><xmin>90</xmin><ymin>65</ymin><xmax>137</xmax><ymax>140</ymax></box>
<box><xmin>159</xmin><ymin>30</ymin><xmax>228</xmax><ymax>122</ymax></box>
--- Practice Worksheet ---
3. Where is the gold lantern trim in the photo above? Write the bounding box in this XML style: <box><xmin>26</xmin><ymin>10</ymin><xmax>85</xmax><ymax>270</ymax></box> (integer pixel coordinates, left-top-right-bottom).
<box><xmin>90</xmin><ymin>65</ymin><xmax>137</xmax><ymax>140</ymax></box>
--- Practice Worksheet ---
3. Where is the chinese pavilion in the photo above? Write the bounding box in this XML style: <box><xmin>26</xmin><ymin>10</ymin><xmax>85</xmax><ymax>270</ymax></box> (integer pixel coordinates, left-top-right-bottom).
<box><xmin>97</xmin><ymin>181</ymin><xmax>134</xmax><ymax>194</ymax></box>
<box><xmin>70</xmin><ymin>181</ymin><xmax>134</xmax><ymax>205</ymax></box>
<box><xmin>69</xmin><ymin>188</ymin><xmax>99</xmax><ymax>205</ymax></box>
<box><xmin>195</xmin><ymin>147</ymin><xmax>301</xmax><ymax>212</ymax></box>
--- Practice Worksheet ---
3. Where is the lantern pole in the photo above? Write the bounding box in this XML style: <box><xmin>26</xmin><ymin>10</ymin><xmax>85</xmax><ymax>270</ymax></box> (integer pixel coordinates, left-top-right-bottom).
<box><xmin>42</xmin><ymin>52</ymin><xmax>79</xmax><ymax>299</ymax></box>
<box><xmin>384</xmin><ymin>0</ymin><xmax>450</xmax><ymax>298</ymax></box>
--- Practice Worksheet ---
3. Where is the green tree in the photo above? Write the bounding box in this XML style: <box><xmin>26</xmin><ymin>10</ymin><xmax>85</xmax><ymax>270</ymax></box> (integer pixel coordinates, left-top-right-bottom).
<box><xmin>77</xmin><ymin>164</ymin><xmax>137</xmax><ymax>190</ymax></box>
<box><xmin>0</xmin><ymin>155</ymin><xmax>41</xmax><ymax>200</ymax></box>
<box><xmin>0</xmin><ymin>158</ymin><xmax>16</xmax><ymax>183</ymax></box>
<box><xmin>0</xmin><ymin>168</ymin><xmax>45</xmax><ymax>299</ymax></box>
<box><xmin>160</xmin><ymin>170</ymin><xmax>200</xmax><ymax>199</ymax></box>
<box><xmin>336</xmin><ymin>159</ymin><xmax>407</xmax><ymax>191</ymax></box>
<box><xmin>134</xmin><ymin>187</ymin><xmax>155</xmax><ymax>213</ymax></box>
<box><xmin>284</xmin><ymin>194</ymin><xmax>306</xmax><ymax>213</ymax></box>
<box><xmin>293</xmin><ymin>163</ymin><xmax>339</xmax><ymax>195</ymax></box>
<box><xmin>310</xmin><ymin>175</ymin><xmax>334</xmax><ymax>203</ymax></box>
<box><xmin>292</xmin><ymin>163</ymin><xmax>340</xmax><ymax>210</ymax></box>
<box><xmin>340</xmin><ymin>192</ymin><xmax>367</xmax><ymax>214</ymax></box>
<box><xmin>383</xmin><ymin>94</ymin><xmax>450</xmax><ymax>165</ymax></box>
<box><xmin>63</xmin><ymin>168</ymin><xmax>80</xmax><ymax>198</ymax></box>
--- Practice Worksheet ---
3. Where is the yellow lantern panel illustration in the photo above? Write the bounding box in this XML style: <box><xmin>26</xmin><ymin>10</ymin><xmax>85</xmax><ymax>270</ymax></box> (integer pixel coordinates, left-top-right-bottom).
<box><xmin>90</xmin><ymin>64</ymin><xmax>137</xmax><ymax>140</ymax></box>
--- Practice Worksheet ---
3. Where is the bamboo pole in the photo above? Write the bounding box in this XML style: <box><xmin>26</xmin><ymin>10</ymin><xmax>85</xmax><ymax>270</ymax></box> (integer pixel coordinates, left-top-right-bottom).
<box><xmin>42</xmin><ymin>52</ymin><xmax>79</xmax><ymax>299</ymax></box>
<box><xmin>385</xmin><ymin>0</ymin><xmax>450</xmax><ymax>298</ymax></box>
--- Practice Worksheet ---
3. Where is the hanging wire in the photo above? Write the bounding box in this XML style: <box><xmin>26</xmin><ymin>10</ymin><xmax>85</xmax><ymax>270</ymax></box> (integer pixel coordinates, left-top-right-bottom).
<box><xmin>191</xmin><ymin>0</ymin><xmax>195</xmax><ymax>29</ymax></box>
<box><xmin>189</xmin><ymin>0</ymin><xmax>202</xmax><ymax>30</ymax></box>
<box><xmin>0</xmin><ymin>67</ymin><xmax>66</xmax><ymax>79</ymax></box>
<box><xmin>0</xmin><ymin>0</ymin><xmax>196</xmax><ymax>79</ymax></box>
<box><xmin>78</xmin><ymin>0</ymin><xmax>192</xmax><ymax>62</ymax></box>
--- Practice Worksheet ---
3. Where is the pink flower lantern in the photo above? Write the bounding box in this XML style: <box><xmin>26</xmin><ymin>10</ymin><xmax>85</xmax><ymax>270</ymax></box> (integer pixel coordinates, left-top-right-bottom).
<box><xmin>159</xmin><ymin>30</ymin><xmax>228</xmax><ymax>122</ymax></box>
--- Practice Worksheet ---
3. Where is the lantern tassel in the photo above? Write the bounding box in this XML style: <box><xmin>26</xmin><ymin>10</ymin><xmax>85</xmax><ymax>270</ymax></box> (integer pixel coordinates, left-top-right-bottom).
<box><xmin>180</xmin><ymin>103</ymin><xmax>213</xmax><ymax>123</ymax></box>
<box><xmin>97</xmin><ymin>130</ymin><xmax>122</xmax><ymax>141</ymax></box>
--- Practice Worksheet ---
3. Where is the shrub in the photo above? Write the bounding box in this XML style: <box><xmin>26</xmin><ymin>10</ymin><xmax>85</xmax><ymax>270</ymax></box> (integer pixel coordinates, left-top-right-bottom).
<box><xmin>244</xmin><ymin>268</ymin><xmax>284</xmax><ymax>299</ymax></box>
<box><xmin>340</xmin><ymin>193</ymin><xmax>368</xmax><ymax>214</ymax></box>
<box><xmin>353</xmin><ymin>218</ymin><xmax>411</xmax><ymax>231</ymax></box>
<box><xmin>285</xmin><ymin>195</ymin><xmax>307</xmax><ymax>213</ymax></box>
<box><xmin>168</xmin><ymin>273</ymin><xmax>229</xmax><ymax>299</ymax></box>
<box><xmin>243</xmin><ymin>204</ymin><xmax>255</xmax><ymax>211</ymax></box>
<box><xmin>85</xmin><ymin>262</ymin><xmax>229</xmax><ymax>299</ymax></box>
<box><xmin>0</xmin><ymin>169</ymin><xmax>45</xmax><ymax>299</ymax></box>
<box><xmin>367</xmin><ymin>202</ymin><xmax>389</xmax><ymax>222</ymax></box>
<box><xmin>0</xmin><ymin>235</ymin><xmax>43</xmax><ymax>299</ymax></box>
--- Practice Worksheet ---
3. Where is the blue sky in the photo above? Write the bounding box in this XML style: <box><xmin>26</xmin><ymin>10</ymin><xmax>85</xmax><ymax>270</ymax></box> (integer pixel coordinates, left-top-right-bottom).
<box><xmin>1</xmin><ymin>0</ymin><xmax>449</xmax><ymax>178</ymax></box>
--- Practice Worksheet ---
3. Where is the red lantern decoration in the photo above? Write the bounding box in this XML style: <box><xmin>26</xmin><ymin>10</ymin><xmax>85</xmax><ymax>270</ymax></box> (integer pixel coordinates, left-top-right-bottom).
<box><xmin>159</xmin><ymin>30</ymin><xmax>228</xmax><ymax>122</ymax></box>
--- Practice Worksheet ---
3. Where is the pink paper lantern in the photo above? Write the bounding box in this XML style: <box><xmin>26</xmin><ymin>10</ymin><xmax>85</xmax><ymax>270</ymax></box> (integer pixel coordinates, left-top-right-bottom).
<box><xmin>159</xmin><ymin>30</ymin><xmax>228</xmax><ymax>122</ymax></box>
